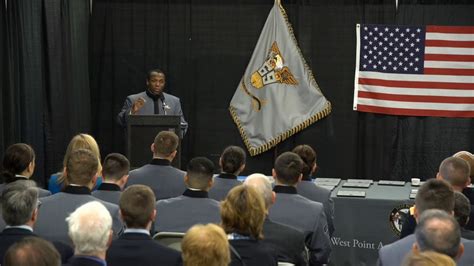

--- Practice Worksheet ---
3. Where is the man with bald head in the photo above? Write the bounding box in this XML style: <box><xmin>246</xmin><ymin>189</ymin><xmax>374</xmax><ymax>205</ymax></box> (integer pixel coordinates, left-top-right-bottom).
<box><xmin>244</xmin><ymin>173</ymin><xmax>306</xmax><ymax>266</ymax></box>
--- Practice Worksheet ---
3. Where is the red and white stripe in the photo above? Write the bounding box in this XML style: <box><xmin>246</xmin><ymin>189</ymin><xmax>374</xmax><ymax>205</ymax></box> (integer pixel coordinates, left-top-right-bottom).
<box><xmin>354</xmin><ymin>25</ymin><xmax>474</xmax><ymax>117</ymax></box>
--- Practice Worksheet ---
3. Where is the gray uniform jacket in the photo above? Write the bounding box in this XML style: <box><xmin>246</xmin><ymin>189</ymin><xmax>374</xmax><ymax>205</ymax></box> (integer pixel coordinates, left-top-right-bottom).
<box><xmin>269</xmin><ymin>186</ymin><xmax>331</xmax><ymax>266</ymax></box>
<box><xmin>126</xmin><ymin>159</ymin><xmax>186</xmax><ymax>201</ymax></box>
<box><xmin>92</xmin><ymin>183</ymin><xmax>122</xmax><ymax>205</ymax></box>
<box><xmin>116</xmin><ymin>91</ymin><xmax>188</xmax><ymax>135</ymax></box>
<box><xmin>377</xmin><ymin>234</ymin><xmax>474</xmax><ymax>266</ymax></box>
<box><xmin>34</xmin><ymin>186</ymin><xmax>123</xmax><ymax>245</ymax></box>
<box><xmin>297</xmin><ymin>179</ymin><xmax>335</xmax><ymax>236</ymax></box>
<box><xmin>154</xmin><ymin>189</ymin><xmax>221</xmax><ymax>233</ymax></box>
<box><xmin>0</xmin><ymin>177</ymin><xmax>51</xmax><ymax>198</ymax></box>
<box><xmin>208</xmin><ymin>173</ymin><xmax>242</xmax><ymax>201</ymax></box>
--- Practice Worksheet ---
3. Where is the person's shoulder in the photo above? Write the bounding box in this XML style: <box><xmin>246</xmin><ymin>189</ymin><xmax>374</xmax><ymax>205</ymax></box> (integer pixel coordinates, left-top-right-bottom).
<box><xmin>156</xmin><ymin>195</ymin><xmax>185</xmax><ymax>206</ymax></box>
<box><xmin>296</xmin><ymin>194</ymin><xmax>324</xmax><ymax>209</ymax></box>
<box><xmin>163</xmin><ymin>92</ymin><xmax>180</xmax><ymax>101</ymax></box>
<box><xmin>127</xmin><ymin>91</ymin><xmax>147</xmax><ymax>101</ymax></box>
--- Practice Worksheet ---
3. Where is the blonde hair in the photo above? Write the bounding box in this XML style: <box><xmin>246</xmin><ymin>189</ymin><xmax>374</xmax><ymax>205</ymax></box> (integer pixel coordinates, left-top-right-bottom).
<box><xmin>58</xmin><ymin>134</ymin><xmax>102</xmax><ymax>185</ymax></box>
<box><xmin>220</xmin><ymin>185</ymin><xmax>266</xmax><ymax>240</ymax></box>
<box><xmin>182</xmin><ymin>224</ymin><xmax>230</xmax><ymax>266</ymax></box>
<box><xmin>402</xmin><ymin>251</ymin><xmax>455</xmax><ymax>266</ymax></box>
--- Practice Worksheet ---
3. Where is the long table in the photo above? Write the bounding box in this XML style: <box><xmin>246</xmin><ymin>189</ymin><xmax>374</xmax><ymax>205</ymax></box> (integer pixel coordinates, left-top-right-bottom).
<box><xmin>327</xmin><ymin>180</ymin><xmax>415</xmax><ymax>265</ymax></box>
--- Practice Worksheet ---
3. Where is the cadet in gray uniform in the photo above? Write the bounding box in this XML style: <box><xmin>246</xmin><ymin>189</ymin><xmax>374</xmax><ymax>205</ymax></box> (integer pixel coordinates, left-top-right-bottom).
<box><xmin>126</xmin><ymin>131</ymin><xmax>186</xmax><ymax>200</ymax></box>
<box><xmin>292</xmin><ymin>144</ymin><xmax>335</xmax><ymax>236</ymax></box>
<box><xmin>116</xmin><ymin>69</ymin><xmax>188</xmax><ymax>136</ymax></box>
<box><xmin>209</xmin><ymin>146</ymin><xmax>246</xmax><ymax>201</ymax></box>
<box><xmin>34</xmin><ymin>149</ymin><xmax>123</xmax><ymax>245</ymax></box>
<box><xmin>268</xmin><ymin>152</ymin><xmax>331</xmax><ymax>266</ymax></box>
<box><xmin>92</xmin><ymin>153</ymin><xmax>130</xmax><ymax>205</ymax></box>
<box><xmin>154</xmin><ymin>157</ymin><xmax>220</xmax><ymax>233</ymax></box>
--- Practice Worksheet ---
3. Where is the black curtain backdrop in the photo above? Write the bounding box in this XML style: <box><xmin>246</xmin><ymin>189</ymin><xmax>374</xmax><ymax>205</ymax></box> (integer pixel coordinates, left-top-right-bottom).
<box><xmin>1</xmin><ymin>0</ymin><xmax>90</xmax><ymax>186</ymax></box>
<box><xmin>1</xmin><ymin>0</ymin><xmax>473</xmax><ymax>186</ymax></box>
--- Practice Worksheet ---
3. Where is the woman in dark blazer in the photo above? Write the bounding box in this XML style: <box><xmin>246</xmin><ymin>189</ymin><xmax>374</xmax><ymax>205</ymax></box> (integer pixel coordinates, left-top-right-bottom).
<box><xmin>221</xmin><ymin>185</ymin><xmax>278</xmax><ymax>266</ymax></box>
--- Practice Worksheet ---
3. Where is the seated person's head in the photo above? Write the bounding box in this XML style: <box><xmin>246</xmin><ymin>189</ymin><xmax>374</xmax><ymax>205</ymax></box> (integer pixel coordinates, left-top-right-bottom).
<box><xmin>437</xmin><ymin>157</ymin><xmax>470</xmax><ymax>189</ymax></box>
<box><xmin>185</xmin><ymin>157</ymin><xmax>215</xmax><ymax>191</ymax></box>
<box><xmin>1</xmin><ymin>180</ymin><xmax>39</xmax><ymax>226</ymax></box>
<box><xmin>102</xmin><ymin>153</ymin><xmax>130</xmax><ymax>188</ymax></box>
<box><xmin>292</xmin><ymin>144</ymin><xmax>317</xmax><ymax>179</ymax></box>
<box><xmin>66</xmin><ymin>201</ymin><xmax>112</xmax><ymax>256</ymax></box>
<box><xmin>220</xmin><ymin>146</ymin><xmax>246</xmax><ymax>175</ymax></box>
<box><xmin>119</xmin><ymin>185</ymin><xmax>156</xmax><ymax>229</ymax></box>
<box><xmin>2</xmin><ymin>143</ymin><xmax>35</xmax><ymax>183</ymax></box>
<box><xmin>60</xmin><ymin>134</ymin><xmax>102</xmax><ymax>185</ymax></box>
<box><xmin>65</xmin><ymin>149</ymin><xmax>99</xmax><ymax>189</ymax></box>
<box><xmin>182</xmin><ymin>224</ymin><xmax>230</xmax><ymax>266</ymax></box>
<box><xmin>3</xmin><ymin>237</ymin><xmax>61</xmax><ymax>266</ymax></box>
<box><xmin>414</xmin><ymin>209</ymin><xmax>463</xmax><ymax>260</ymax></box>
<box><xmin>452</xmin><ymin>151</ymin><xmax>474</xmax><ymax>184</ymax></box>
<box><xmin>415</xmin><ymin>179</ymin><xmax>454</xmax><ymax>218</ymax></box>
<box><xmin>244</xmin><ymin>173</ymin><xmax>275</xmax><ymax>211</ymax></box>
<box><xmin>220</xmin><ymin>185</ymin><xmax>266</xmax><ymax>240</ymax></box>
<box><xmin>152</xmin><ymin>131</ymin><xmax>179</xmax><ymax>158</ymax></box>
<box><xmin>402</xmin><ymin>250</ymin><xmax>455</xmax><ymax>266</ymax></box>
<box><xmin>453</xmin><ymin>191</ymin><xmax>471</xmax><ymax>228</ymax></box>
<box><xmin>272</xmin><ymin>152</ymin><xmax>304</xmax><ymax>186</ymax></box>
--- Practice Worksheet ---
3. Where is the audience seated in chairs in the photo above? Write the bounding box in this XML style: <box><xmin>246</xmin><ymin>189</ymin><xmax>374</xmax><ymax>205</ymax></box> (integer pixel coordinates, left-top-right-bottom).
<box><xmin>292</xmin><ymin>144</ymin><xmax>335</xmax><ymax>236</ymax></box>
<box><xmin>402</xmin><ymin>250</ymin><xmax>455</xmax><ymax>266</ymax></box>
<box><xmin>106</xmin><ymin>185</ymin><xmax>181</xmax><ymax>266</ymax></box>
<box><xmin>182</xmin><ymin>224</ymin><xmax>230</xmax><ymax>266</ymax></box>
<box><xmin>0</xmin><ymin>143</ymin><xmax>50</xmax><ymax>197</ymax></box>
<box><xmin>65</xmin><ymin>201</ymin><xmax>112</xmax><ymax>266</ymax></box>
<box><xmin>401</xmin><ymin>156</ymin><xmax>472</xmax><ymax>238</ymax></box>
<box><xmin>378</xmin><ymin>179</ymin><xmax>474</xmax><ymax>266</ymax></box>
<box><xmin>126</xmin><ymin>131</ymin><xmax>186</xmax><ymax>200</ymax></box>
<box><xmin>244</xmin><ymin>173</ymin><xmax>307</xmax><ymax>266</ymax></box>
<box><xmin>48</xmin><ymin>134</ymin><xmax>103</xmax><ymax>194</ymax></box>
<box><xmin>0</xmin><ymin>180</ymin><xmax>72</xmax><ymax>263</ymax></box>
<box><xmin>35</xmin><ymin>149</ymin><xmax>123</xmax><ymax>245</ymax></box>
<box><xmin>453</xmin><ymin>151</ymin><xmax>474</xmax><ymax>230</ymax></box>
<box><xmin>268</xmin><ymin>152</ymin><xmax>331</xmax><ymax>265</ymax></box>
<box><xmin>209</xmin><ymin>146</ymin><xmax>246</xmax><ymax>201</ymax></box>
<box><xmin>92</xmin><ymin>153</ymin><xmax>130</xmax><ymax>205</ymax></box>
<box><xmin>154</xmin><ymin>157</ymin><xmax>220</xmax><ymax>233</ymax></box>
<box><xmin>221</xmin><ymin>185</ymin><xmax>278</xmax><ymax>266</ymax></box>
<box><xmin>3</xmin><ymin>236</ymin><xmax>61</xmax><ymax>266</ymax></box>
<box><xmin>454</xmin><ymin>192</ymin><xmax>474</xmax><ymax>240</ymax></box>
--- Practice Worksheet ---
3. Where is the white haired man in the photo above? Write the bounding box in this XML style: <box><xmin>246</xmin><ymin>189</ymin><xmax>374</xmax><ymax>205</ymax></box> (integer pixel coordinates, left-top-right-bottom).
<box><xmin>65</xmin><ymin>201</ymin><xmax>113</xmax><ymax>266</ymax></box>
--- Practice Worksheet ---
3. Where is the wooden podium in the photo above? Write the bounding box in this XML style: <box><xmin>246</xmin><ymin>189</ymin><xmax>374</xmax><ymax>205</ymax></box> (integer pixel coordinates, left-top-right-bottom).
<box><xmin>127</xmin><ymin>115</ymin><xmax>181</xmax><ymax>169</ymax></box>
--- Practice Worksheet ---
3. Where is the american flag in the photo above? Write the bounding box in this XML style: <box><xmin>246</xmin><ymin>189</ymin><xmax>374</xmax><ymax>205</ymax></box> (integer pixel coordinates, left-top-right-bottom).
<box><xmin>353</xmin><ymin>24</ymin><xmax>474</xmax><ymax>117</ymax></box>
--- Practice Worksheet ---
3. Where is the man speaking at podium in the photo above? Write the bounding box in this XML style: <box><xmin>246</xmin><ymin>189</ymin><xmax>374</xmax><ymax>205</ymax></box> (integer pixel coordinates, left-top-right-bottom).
<box><xmin>117</xmin><ymin>69</ymin><xmax>188</xmax><ymax>135</ymax></box>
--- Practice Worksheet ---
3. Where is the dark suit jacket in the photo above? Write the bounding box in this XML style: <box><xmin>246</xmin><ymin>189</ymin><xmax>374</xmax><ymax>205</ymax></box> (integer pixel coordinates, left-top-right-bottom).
<box><xmin>106</xmin><ymin>232</ymin><xmax>181</xmax><ymax>266</ymax></box>
<box><xmin>0</xmin><ymin>228</ymin><xmax>73</xmax><ymax>263</ymax></box>
<box><xmin>64</xmin><ymin>256</ymin><xmax>107</xmax><ymax>266</ymax></box>
<box><xmin>116</xmin><ymin>91</ymin><xmax>188</xmax><ymax>134</ymax></box>
<box><xmin>262</xmin><ymin>218</ymin><xmax>307</xmax><ymax>266</ymax></box>
<box><xmin>229</xmin><ymin>238</ymin><xmax>278</xmax><ymax>266</ymax></box>
<box><xmin>462</xmin><ymin>188</ymin><xmax>474</xmax><ymax>230</ymax></box>
<box><xmin>92</xmin><ymin>183</ymin><xmax>122</xmax><ymax>205</ymax></box>
<box><xmin>126</xmin><ymin>159</ymin><xmax>186</xmax><ymax>201</ymax></box>
<box><xmin>209</xmin><ymin>173</ymin><xmax>242</xmax><ymax>201</ymax></box>
<box><xmin>461</xmin><ymin>228</ymin><xmax>474</xmax><ymax>240</ymax></box>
